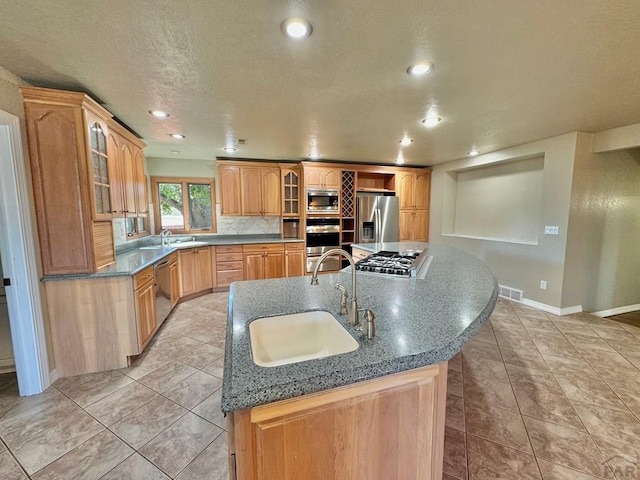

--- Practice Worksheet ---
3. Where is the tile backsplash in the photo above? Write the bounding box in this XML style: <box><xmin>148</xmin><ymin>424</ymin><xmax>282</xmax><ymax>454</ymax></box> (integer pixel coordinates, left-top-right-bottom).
<box><xmin>113</xmin><ymin>204</ymin><xmax>280</xmax><ymax>246</ymax></box>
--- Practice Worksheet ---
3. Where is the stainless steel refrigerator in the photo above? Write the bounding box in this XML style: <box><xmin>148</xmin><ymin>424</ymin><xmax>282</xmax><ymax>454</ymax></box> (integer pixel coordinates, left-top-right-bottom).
<box><xmin>356</xmin><ymin>195</ymin><xmax>399</xmax><ymax>244</ymax></box>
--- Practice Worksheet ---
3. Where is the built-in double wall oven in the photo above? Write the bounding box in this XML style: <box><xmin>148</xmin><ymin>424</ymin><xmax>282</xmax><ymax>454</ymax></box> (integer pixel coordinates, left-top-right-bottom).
<box><xmin>305</xmin><ymin>217</ymin><xmax>341</xmax><ymax>273</ymax></box>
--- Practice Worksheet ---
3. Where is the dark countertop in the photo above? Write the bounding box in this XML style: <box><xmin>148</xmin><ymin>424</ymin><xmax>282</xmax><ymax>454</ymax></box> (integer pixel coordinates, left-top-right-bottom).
<box><xmin>42</xmin><ymin>234</ymin><xmax>304</xmax><ymax>281</ymax></box>
<box><xmin>221</xmin><ymin>243</ymin><xmax>498</xmax><ymax>413</ymax></box>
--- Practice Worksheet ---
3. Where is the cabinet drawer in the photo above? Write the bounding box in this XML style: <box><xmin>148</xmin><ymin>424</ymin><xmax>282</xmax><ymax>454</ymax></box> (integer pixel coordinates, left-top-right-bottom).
<box><xmin>167</xmin><ymin>252</ymin><xmax>178</xmax><ymax>264</ymax></box>
<box><xmin>217</xmin><ymin>259</ymin><xmax>244</xmax><ymax>271</ymax></box>
<box><xmin>216</xmin><ymin>252</ymin><xmax>244</xmax><ymax>263</ymax></box>
<box><xmin>216</xmin><ymin>245</ymin><xmax>243</xmax><ymax>255</ymax></box>
<box><xmin>217</xmin><ymin>270</ymin><xmax>244</xmax><ymax>287</ymax></box>
<box><xmin>285</xmin><ymin>242</ymin><xmax>304</xmax><ymax>251</ymax></box>
<box><xmin>133</xmin><ymin>265</ymin><xmax>154</xmax><ymax>289</ymax></box>
<box><xmin>243</xmin><ymin>243</ymin><xmax>284</xmax><ymax>253</ymax></box>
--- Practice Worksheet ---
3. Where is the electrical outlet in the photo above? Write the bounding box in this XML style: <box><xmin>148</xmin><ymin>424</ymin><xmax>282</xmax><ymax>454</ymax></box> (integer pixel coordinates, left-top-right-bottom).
<box><xmin>540</xmin><ymin>280</ymin><xmax>547</xmax><ymax>290</ymax></box>
<box><xmin>544</xmin><ymin>226</ymin><xmax>559</xmax><ymax>235</ymax></box>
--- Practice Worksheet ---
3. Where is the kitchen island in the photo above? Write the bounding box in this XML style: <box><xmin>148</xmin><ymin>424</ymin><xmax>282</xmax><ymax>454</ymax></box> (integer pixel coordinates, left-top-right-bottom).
<box><xmin>222</xmin><ymin>243</ymin><xmax>498</xmax><ymax>480</ymax></box>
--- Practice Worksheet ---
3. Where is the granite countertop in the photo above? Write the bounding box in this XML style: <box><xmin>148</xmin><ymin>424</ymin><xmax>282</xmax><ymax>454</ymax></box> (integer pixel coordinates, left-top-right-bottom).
<box><xmin>221</xmin><ymin>243</ymin><xmax>498</xmax><ymax>413</ymax></box>
<box><xmin>42</xmin><ymin>234</ymin><xmax>304</xmax><ymax>281</ymax></box>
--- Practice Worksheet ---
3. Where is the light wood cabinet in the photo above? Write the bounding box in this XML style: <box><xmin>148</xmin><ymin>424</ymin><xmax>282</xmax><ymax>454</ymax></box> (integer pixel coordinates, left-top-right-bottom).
<box><xmin>133</xmin><ymin>266</ymin><xmax>157</xmax><ymax>351</ymax></box>
<box><xmin>178</xmin><ymin>247</ymin><xmax>213</xmax><ymax>297</ymax></box>
<box><xmin>228</xmin><ymin>363</ymin><xmax>447</xmax><ymax>480</ymax></box>
<box><xmin>243</xmin><ymin>244</ymin><xmax>285</xmax><ymax>280</ymax></box>
<box><xmin>215</xmin><ymin>245</ymin><xmax>244</xmax><ymax>288</ymax></box>
<box><xmin>240</xmin><ymin>166</ymin><xmax>281</xmax><ymax>216</ymax></box>
<box><xmin>399</xmin><ymin>210</ymin><xmax>429</xmax><ymax>242</ymax></box>
<box><xmin>21</xmin><ymin>86</ymin><xmax>117</xmax><ymax>275</ymax></box>
<box><xmin>284</xmin><ymin>243</ymin><xmax>305</xmax><ymax>277</ymax></box>
<box><xmin>281</xmin><ymin>167</ymin><xmax>301</xmax><ymax>216</ymax></box>
<box><xmin>396</xmin><ymin>169</ymin><xmax>431</xmax><ymax>210</ymax></box>
<box><xmin>169</xmin><ymin>253</ymin><xmax>179</xmax><ymax>308</ymax></box>
<box><xmin>303</xmin><ymin>166</ymin><xmax>341</xmax><ymax>189</ymax></box>
<box><xmin>219</xmin><ymin>162</ymin><xmax>281</xmax><ymax>216</ymax></box>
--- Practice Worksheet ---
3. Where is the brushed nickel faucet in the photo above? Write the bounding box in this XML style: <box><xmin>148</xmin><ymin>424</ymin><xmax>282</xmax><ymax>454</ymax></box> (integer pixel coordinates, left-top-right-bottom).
<box><xmin>160</xmin><ymin>229</ymin><xmax>172</xmax><ymax>247</ymax></box>
<box><xmin>311</xmin><ymin>249</ymin><xmax>359</xmax><ymax>327</ymax></box>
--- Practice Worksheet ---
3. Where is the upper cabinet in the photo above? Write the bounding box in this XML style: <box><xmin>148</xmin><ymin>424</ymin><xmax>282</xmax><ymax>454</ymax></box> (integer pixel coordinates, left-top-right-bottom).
<box><xmin>303</xmin><ymin>166</ymin><xmax>341</xmax><ymax>189</ymax></box>
<box><xmin>396</xmin><ymin>169</ymin><xmax>431</xmax><ymax>210</ymax></box>
<box><xmin>281</xmin><ymin>166</ymin><xmax>301</xmax><ymax>217</ymax></box>
<box><xmin>218</xmin><ymin>161</ymin><xmax>281</xmax><ymax>216</ymax></box>
<box><xmin>21</xmin><ymin>86</ymin><xmax>118</xmax><ymax>275</ymax></box>
<box><xmin>108</xmin><ymin>119</ymin><xmax>149</xmax><ymax>238</ymax></box>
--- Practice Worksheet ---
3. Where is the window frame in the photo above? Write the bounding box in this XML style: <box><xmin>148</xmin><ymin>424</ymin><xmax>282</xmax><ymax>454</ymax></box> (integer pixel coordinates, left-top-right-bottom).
<box><xmin>151</xmin><ymin>176</ymin><xmax>217</xmax><ymax>234</ymax></box>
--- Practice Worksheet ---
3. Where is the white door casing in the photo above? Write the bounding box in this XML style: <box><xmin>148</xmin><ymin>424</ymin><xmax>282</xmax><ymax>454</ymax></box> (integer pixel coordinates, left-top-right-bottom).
<box><xmin>0</xmin><ymin>109</ymin><xmax>49</xmax><ymax>395</ymax></box>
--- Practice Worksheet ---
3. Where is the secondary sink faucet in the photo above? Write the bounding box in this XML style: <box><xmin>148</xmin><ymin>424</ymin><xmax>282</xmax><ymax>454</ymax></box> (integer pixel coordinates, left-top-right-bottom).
<box><xmin>311</xmin><ymin>249</ymin><xmax>359</xmax><ymax>327</ymax></box>
<box><xmin>160</xmin><ymin>229</ymin><xmax>172</xmax><ymax>247</ymax></box>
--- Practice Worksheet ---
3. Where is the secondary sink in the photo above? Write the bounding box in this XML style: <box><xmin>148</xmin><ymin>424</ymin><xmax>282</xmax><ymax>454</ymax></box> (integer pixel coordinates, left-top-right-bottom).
<box><xmin>249</xmin><ymin>311</ymin><xmax>359</xmax><ymax>367</ymax></box>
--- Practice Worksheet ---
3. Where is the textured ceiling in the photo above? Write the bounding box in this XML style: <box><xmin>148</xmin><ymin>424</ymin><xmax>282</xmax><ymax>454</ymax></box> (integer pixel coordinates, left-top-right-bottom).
<box><xmin>1</xmin><ymin>0</ymin><xmax>640</xmax><ymax>166</ymax></box>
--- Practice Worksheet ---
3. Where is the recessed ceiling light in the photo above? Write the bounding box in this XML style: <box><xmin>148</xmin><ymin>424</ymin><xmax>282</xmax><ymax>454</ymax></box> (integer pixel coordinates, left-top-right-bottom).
<box><xmin>223</xmin><ymin>147</ymin><xmax>237</xmax><ymax>153</ymax></box>
<box><xmin>281</xmin><ymin>17</ymin><xmax>313</xmax><ymax>39</ymax></box>
<box><xmin>399</xmin><ymin>136</ymin><xmax>413</xmax><ymax>147</ymax></box>
<box><xmin>421</xmin><ymin>117</ymin><xmax>442</xmax><ymax>128</ymax></box>
<box><xmin>149</xmin><ymin>110</ymin><xmax>169</xmax><ymax>118</ymax></box>
<box><xmin>170</xmin><ymin>150</ymin><xmax>180</xmax><ymax>154</ymax></box>
<box><xmin>407</xmin><ymin>62</ymin><xmax>434</xmax><ymax>76</ymax></box>
<box><xmin>170</xmin><ymin>133</ymin><xmax>185</xmax><ymax>139</ymax></box>
<box><xmin>468</xmin><ymin>149</ymin><xmax>479</xmax><ymax>157</ymax></box>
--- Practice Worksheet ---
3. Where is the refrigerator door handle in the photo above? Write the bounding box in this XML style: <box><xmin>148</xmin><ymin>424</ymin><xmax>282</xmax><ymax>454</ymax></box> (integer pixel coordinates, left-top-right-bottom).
<box><xmin>375</xmin><ymin>208</ymin><xmax>381</xmax><ymax>243</ymax></box>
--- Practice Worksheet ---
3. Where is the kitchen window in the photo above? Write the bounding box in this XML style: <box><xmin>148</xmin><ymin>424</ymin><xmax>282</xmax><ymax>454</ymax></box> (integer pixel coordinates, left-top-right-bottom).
<box><xmin>151</xmin><ymin>177</ymin><xmax>217</xmax><ymax>234</ymax></box>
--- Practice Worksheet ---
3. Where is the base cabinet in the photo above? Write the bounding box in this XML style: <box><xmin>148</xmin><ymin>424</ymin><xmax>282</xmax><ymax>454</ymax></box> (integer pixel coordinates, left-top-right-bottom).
<box><xmin>243</xmin><ymin>244</ymin><xmax>284</xmax><ymax>280</ymax></box>
<box><xmin>399</xmin><ymin>210</ymin><xmax>429</xmax><ymax>242</ymax></box>
<box><xmin>227</xmin><ymin>363</ymin><xmax>447</xmax><ymax>480</ymax></box>
<box><xmin>178</xmin><ymin>247</ymin><xmax>213</xmax><ymax>297</ymax></box>
<box><xmin>134</xmin><ymin>266</ymin><xmax>157</xmax><ymax>351</ymax></box>
<box><xmin>284</xmin><ymin>243</ymin><xmax>305</xmax><ymax>277</ymax></box>
<box><xmin>215</xmin><ymin>245</ymin><xmax>245</xmax><ymax>288</ymax></box>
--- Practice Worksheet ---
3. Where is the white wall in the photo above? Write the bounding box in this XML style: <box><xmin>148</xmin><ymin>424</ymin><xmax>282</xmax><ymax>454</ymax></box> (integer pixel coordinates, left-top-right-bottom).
<box><xmin>0</xmin><ymin>259</ymin><xmax>15</xmax><ymax>372</ymax></box>
<box><xmin>431</xmin><ymin>133</ymin><xmax>579</xmax><ymax>308</ymax></box>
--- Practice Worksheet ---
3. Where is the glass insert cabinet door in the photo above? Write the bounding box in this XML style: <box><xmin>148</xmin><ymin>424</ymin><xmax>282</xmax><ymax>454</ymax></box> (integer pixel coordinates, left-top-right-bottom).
<box><xmin>283</xmin><ymin>170</ymin><xmax>299</xmax><ymax>215</ymax></box>
<box><xmin>89</xmin><ymin>121</ymin><xmax>111</xmax><ymax>217</ymax></box>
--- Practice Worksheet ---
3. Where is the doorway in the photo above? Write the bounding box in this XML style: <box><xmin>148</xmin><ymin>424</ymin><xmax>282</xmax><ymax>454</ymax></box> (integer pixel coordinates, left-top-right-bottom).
<box><xmin>0</xmin><ymin>109</ymin><xmax>49</xmax><ymax>395</ymax></box>
<box><xmin>0</xmin><ymin>257</ymin><xmax>15</xmax><ymax>373</ymax></box>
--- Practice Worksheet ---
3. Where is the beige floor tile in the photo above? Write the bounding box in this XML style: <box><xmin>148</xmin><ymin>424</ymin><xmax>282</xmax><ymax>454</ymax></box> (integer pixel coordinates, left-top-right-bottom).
<box><xmin>523</xmin><ymin>416</ymin><xmax>606</xmax><ymax>477</ymax></box>
<box><xmin>466</xmin><ymin>434</ymin><xmax>541</xmax><ymax>479</ymax></box>
<box><xmin>446</xmin><ymin>394</ymin><xmax>465</xmax><ymax>432</ymax></box>
<box><xmin>163</xmin><ymin>371</ymin><xmax>223</xmax><ymax>410</ymax></box>
<box><xmin>179</xmin><ymin>344</ymin><xmax>225</xmax><ymax>370</ymax></box>
<box><xmin>85</xmin><ymin>382</ymin><xmax>159</xmax><ymax>426</ymax></box>
<box><xmin>202</xmin><ymin>355</ymin><xmax>225</xmax><ymax>379</ymax></box>
<box><xmin>564</xmin><ymin>333</ymin><xmax>616</xmax><ymax>352</ymax></box>
<box><xmin>0</xmin><ymin>451</ymin><xmax>27</xmax><ymax>480</ymax></box>
<box><xmin>448</xmin><ymin>353</ymin><xmax>462</xmax><ymax>372</ymax></box>
<box><xmin>506</xmin><ymin>364</ymin><xmax>564</xmax><ymax>397</ymax></box>
<box><xmin>139</xmin><ymin>413</ymin><xmax>223</xmax><ymax>478</ymax></box>
<box><xmin>11</xmin><ymin>410</ymin><xmax>104</xmax><ymax>475</ymax></box>
<box><xmin>119</xmin><ymin>350</ymin><xmax>172</xmax><ymax>380</ymax></box>
<box><xmin>137</xmin><ymin>360</ymin><xmax>198</xmax><ymax>393</ymax></box>
<box><xmin>175</xmin><ymin>432</ymin><xmax>229</xmax><ymax>480</ymax></box>
<box><xmin>56</xmin><ymin>370</ymin><xmax>134</xmax><ymax>408</ymax></box>
<box><xmin>447</xmin><ymin>369</ymin><xmax>463</xmax><ymax>397</ymax></box>
<box><xmin>151</xmin><ymin>336</ymin><xmax>206</xmax><ymax>360</ymax></box>
<box><xmin>463</xmin><ymin>374</ymin><xmax>519</xmax><ymax>413</ymax></box>
<box><xmin>513</xmin><ymin>387</ymin><xmax>585</xmax><ymax>432</ymax></box>
<box><xmin>465</xmin><ymin>403</ymin><xmax>532</xmax><ymax>453</ymax></box>
<box><xmin>0</xmin><ymin>394</ymin><xmax>81</xmax><ymax>448</ymax></box>
<box><xmin>471</xmin><ymin>324</ymin><xmax>497</xmax><ymax>345</ymax></box>
<box><xmin>0</xmin><ymin>388</ymin><xmax>61</xmax><ymax>422</ymax></box>
<box><xmin>462</xmin><ymin>355</ymin><xmax>509</xmax><ymax>383</ymax></box>
<box><xmin>527</xmin><ymin>333</ymin><xmax>581</xmax><ymax>358</ymax></box>
<box><xmin>592</xmin><ymin>435</ymin><xmax>640</xmax><ymax>480</ymax></box>
<box><xmin>110</xmin><ymin>396</ymin><xmax>187</xmax><ymax>450</ymax></box>
<box><xmin>31</xmin><ymin>430</ymin><xmax>133</xmax><ymax>480</ymax></box>
<box><xmin>555</xmin><ymin>375</ymin><xmax>630</xmax><ymax>412</ymax></box>
<box><xmin>461</xmin><ymin>340</ymin><xmax>503</xmax><ymax>362</ymax></box>
<box><xmin>590</xmin><ymin>325</ymin><xmax>638</xmax><ymax>342</ymax></box>
<box><xmin>443</xmin><ymin>427</ymin><xmax>467</xmax><ymax>479</ymax></box>
<box><xmin>101</xmin><ymin>453</ymin><xmax>170</xmax><ymax>479</ymax></box>
<box><xmin>542</xmin><ymin>354</ymin><xmax>597</xmax><ymax>377</ymax></box>
<box><xmin>536</xmin><ymin>459</ymin><xmax>609</xmax><ymax>479</ymax></box>
<box><xmin>192</xmin><ymin>388</ymin><xmax>226</xmax><ymax>430</ymax></box>
<box><xmin>499</xmin><ymin>345</ymin><xmax>548</xmax><ymax>370</ymax></box>
<box><xmin>573</xmin><ymin>402</ymin><xmax>640</xmax><ymax>446</ymax></box>
<box><xmin>580</xmin><ymin>348</ymin><xmax>637</xmax><ymax>372</ymax></box>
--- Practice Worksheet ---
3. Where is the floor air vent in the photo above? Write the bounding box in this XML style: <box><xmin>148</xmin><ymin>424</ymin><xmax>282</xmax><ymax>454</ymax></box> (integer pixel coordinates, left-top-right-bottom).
<box><xmin>499</xmin><ymin>285</ymin><xmax>523</xmax><ymax>302</ymax></box>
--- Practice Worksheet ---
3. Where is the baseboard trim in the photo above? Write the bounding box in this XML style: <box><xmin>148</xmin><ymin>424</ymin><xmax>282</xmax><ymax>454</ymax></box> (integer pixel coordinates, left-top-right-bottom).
<box><xmin>591</xmin><ymin>304</ymin><xmax>640</xmax><ymax>318</ymax></box>
<box><xmin>48</xmin><ymin>368</ymin><xmax>58</xmax><ymax>386</ymax></box>
<box><xmin>521</xmin><ymin>298</ymin><xmax>583</xmax><ymax>316</ymax></box>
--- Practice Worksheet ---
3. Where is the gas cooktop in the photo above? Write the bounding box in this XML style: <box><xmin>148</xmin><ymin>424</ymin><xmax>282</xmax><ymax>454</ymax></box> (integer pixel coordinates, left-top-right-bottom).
<box><xmin>355</xmin><ymin>251</ymin><xmax>421</xmax><ymax>276</ymax></box>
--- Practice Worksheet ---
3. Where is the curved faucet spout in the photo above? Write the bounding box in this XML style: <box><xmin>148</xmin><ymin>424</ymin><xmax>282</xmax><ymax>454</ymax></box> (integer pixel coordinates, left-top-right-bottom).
<box><xmin>310</xmin><ymin>249</ymin><xmax>360</xmax><ymax>327</ymax></box>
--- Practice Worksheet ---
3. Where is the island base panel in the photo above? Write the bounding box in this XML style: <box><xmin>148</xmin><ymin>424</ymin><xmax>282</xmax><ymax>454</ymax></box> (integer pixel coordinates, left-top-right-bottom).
<box><xmin>227</xmin><ymin>362</ymin><xmax>447</xmax><ymax>480</ymax></box>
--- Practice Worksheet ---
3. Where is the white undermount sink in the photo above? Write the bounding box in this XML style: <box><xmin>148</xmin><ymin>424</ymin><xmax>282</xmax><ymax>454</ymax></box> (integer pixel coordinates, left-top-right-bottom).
<box><xmin>249</xmin><ymin>311</ymin><xmax>359</xmax><ymax>367</ymax></box>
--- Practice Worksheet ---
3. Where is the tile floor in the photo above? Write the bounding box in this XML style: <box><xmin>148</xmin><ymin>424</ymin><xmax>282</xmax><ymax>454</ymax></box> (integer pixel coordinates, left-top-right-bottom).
<box><xmin>0</xmin><ymin>293</ymin><xmax>639</xmax><ymax>478</ymax></box>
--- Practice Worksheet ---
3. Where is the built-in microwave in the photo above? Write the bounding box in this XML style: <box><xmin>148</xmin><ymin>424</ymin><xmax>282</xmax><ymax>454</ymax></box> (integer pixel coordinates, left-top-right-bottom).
<box><xmin>306</xmin><ymin>189</ymin><xmax>340</xmax><ymax>214</ymax></box>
